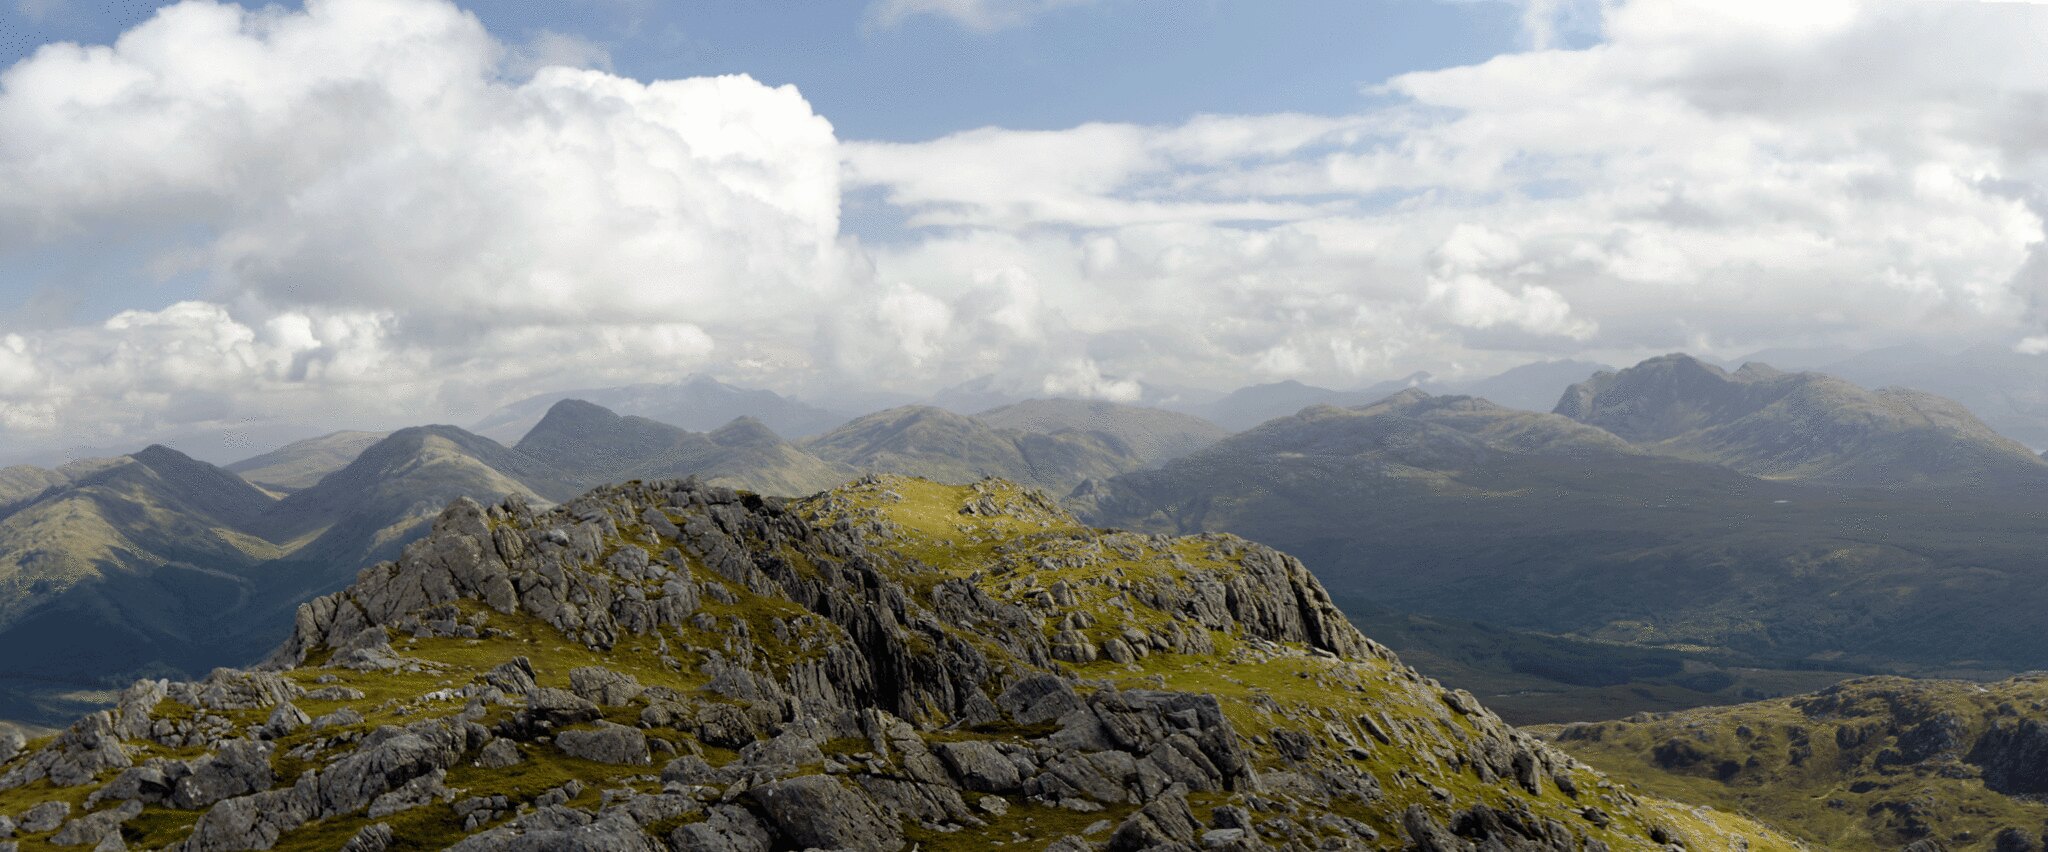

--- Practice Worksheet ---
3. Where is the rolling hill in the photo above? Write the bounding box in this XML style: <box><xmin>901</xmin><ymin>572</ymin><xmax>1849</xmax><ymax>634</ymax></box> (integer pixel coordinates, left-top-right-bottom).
<box><xmin>804</xmin><ymin>405</ymin><xmax>1143</xmax><ymax>495</ymax></box>
<box><xmin>974</xmin><ymin>397</ymin><xmax>1229</xmax><ymax>466</ymax></box>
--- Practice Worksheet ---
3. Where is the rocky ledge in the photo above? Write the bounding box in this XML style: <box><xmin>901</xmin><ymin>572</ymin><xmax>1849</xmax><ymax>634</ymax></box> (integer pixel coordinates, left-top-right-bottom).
<box><xmin>0</xmin><ymin>475</ymin><xmax>1796</xmax><ymax>850</ymax></box>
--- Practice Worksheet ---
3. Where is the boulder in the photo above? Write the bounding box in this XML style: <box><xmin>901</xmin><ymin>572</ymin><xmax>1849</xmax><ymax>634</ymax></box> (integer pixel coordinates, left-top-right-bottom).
<box><xmin>19</xmin><ymin>801</ymin><xmax>70</xmax><ymax>833</ymax></box>
<box><xmin>742</xmin><ymin>775</ymin><xmax>902</xmax><ymax>851</ymax></box>
<box><xmin>557</xmin><ymin>723</ymin><xmax>652</xmax><ymax>766</ymax></box>
<box><xmin>48</xmin><ymin>801</ymin><xmax>141</xmax><ymax>848</ymax></box>
<box><xmin>570</xmin><ymin>667</ymin><xmax>645</xmax><ymax>707</ymax></box>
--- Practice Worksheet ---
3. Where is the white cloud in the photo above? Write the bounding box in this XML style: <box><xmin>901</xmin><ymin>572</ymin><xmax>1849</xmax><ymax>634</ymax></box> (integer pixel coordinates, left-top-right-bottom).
<box><xmin>11</xmin><ymin>0</ymin><xmax>2048</xmax><ymax>457</ymax></box>
<box><xmin>1040</xmin><ymin>358</ymin><xmax>1141</xmax><ymax>403</ymax></box>
<box><xmin>848</xmin><ymin>0</ymin><xmax>2048</xmax><ymax>387</ymax></box>
<box><xmin>0</xmin><ymin>0</ymin><xmax>847</xmax><ymax>456</ymax></box>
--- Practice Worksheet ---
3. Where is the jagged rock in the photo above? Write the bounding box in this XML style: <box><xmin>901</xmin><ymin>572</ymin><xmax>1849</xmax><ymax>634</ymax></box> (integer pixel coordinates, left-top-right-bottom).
<box><xmin>49</xmin><ymin>800</ymin><xmax>141</xmax><ymax>847</ymax></box>
<box><xmin>694</xmin><ymin>703</ymin><xmax>758</xmax><ymax>749</ymax></box>
<box><xmin>172</xmin><ymin>740</ymin><xmax>276</xmax><ymax>810</ymax></box>
<box><xmin>999</xmin><ymin>674</ymin><xmax>1082</xmax><ymax>725</ymax></box>
<box><xmin>485</xmin><ymin>658</ymin><xmax>539</xmax><ymax>694</ymax></box>
<box><xmin>743</xmin><ymin>775</ymin><xmax>903</xmax><ymax>851</ymax></box>
<box><xmin>557</xmin><ymin>723</ymin><xmax>652</xmax><ymax>766</ymax></box>
<box><xmin>570</xmin><ymin>666</ymin><xmax>645</xmax><ymax>706</ymax></box>
<box><xmin>736</xmin><ymin>727</ymin><xmax>824</xmax><ymax>771</ymax></box>
<box><xmin>367</xmin><ymin>768</ymin><xmax>447</xmax><ymax>818</ymax></box>
<box><xmin>0</xmin><ymin>814</ymin><xmax>13</xmax><ymax>837</ymax></box>
<box><xmin>262</xmin><ymin>704</ymin><xmax>311</xmax><ymax>739</ymax></box>
<box><xmin>0</xmin><ymin>730</ymin><xmax>24</xmax><ymax>765</ymax></box>
<box><xmin>338</xmin><ymin>824</ymin><xmax>394</xmax><ymax>852</ymax></box>
<box><xmin>0</xmin><ymin>713</ymin><xmax>130</xmax><ymax>789</ymax></box>
<box><xmin>670</xmin><ymin>804</ymin><xmax>771</xmax><ymax>852</ymax></box>
<box><xmin>935</xmin><ymin>740</ymin><xmax>1023</xmax><ymax>793</ymax></box>
<box><xmin>1108</xmin><ymin>786</ymin><xmax>1200</xmax><ymax>851</ymax></box>
<box><xmin>477</xmin><ymin>738</ymin><xmax>524</xmax><ymax>769</ymax></box>
<box><xmin>19</xmin><ymin>801</ymin><xmax>70</xmax><ymax>832</ymax></box>
<box><xmin>526</xmin><ymin>688</ymin><xmax>603</xmax><ymax>729</ymax></box>
<box><xmin>310</xmin><ymin>708</ymin><xmax>365</xmax><ymax>732</ymax></box>
<box><xmin>448</xmin><ymin>812</ymin><xmax>662</xmax><ymax>851</ymax></box>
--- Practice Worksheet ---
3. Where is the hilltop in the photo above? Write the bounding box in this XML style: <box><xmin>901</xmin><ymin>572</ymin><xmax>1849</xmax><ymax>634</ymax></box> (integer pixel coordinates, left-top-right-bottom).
<box><xmin>0</xmin><ymin>476</ymin><xmax>1794</xmax><ymax>850</ymax></box>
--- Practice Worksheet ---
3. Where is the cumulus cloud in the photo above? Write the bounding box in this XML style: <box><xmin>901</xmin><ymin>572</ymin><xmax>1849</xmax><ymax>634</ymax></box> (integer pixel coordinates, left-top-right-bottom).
<box><xmin>847</xmin><ymin>0</ymin><xmax>2048</xmax><ymax>387</ymax></box>
<box><xmin>0</xmin><ymin>0</ymin><xmax>846</xmax><ymax>456</ymax></box>
<box><xmin>10</xmin><ymin>0</ymin><xmax>2048</xmax><ymax>458</ymax></box>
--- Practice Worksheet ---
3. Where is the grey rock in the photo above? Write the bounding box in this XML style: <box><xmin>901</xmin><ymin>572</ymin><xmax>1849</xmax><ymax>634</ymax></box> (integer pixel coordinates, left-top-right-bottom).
<box><xmin>526</xmin><ymin>688</ymin><xmax>603</xmax><ymax>728</ymax></box>
<box><xmin>999</xmin><ymin>675</ymin><xmax>1083</xmax><ymax>726</ymax></box>
<box><xmin>171</xmin><ymin>740</ymin><xmax>275</xmax><ymax>810</ymax></box>
<box><xmin>1108</xmin><ymin>786</ymin><xmax>1200</xmax><ymax>851</ymax></box>
<box><xmin>694</xmin><ymin>703</ymin><xmax>758</xmax><ymax>749</ymax></box>
<box><xmin>670</xmin><ymin>804</ymin><xmax>771</xmax><ymax>852</ymax></box>
<box><xmin>736</xmin><ymin>728</ymin><xmax>824</xmax><ymax>770</ymax></box>
<box><xmin>310</xmin><ymin>708</ymin><xmax>364</xmax><ymax>732</ymax></box>
<box><xmin>20</xmin><ymin>801</ymin><xmax>71</xmax><ymax>833</ymax></box>
<box><xmin>0</xmin><ymin>730</ymin><xmax>23</xmax><ymax>765</ymax></box>
<box><xmin>742</xmin><ymin>775</ymin><xmax>903</xmax><ymax>851</ymax></box>
<box><xmin>49</xmin><ymin>800</ymin><xmax>141</xmax><ymax>847</ymax></box>
<box><xmin>570</xmin><ymin>667</ymin><xmax>645</xmax><ymax>707</ymax></box>
<box><xmin>262</xmin><ymin>704</ymin><xmax>311</xmax><ymax>739</ymax></box>
<box><xmin>556</xmin><ymin>723</ymin><xmax>651</xmax><ymax>766</ymax></box>
<box><xmin>935</xmin><ymin>740</ymin><xmax>1023</xmax><ymax>793</ymax></box>
<box><xmin>366</xmin><ymin>768</ymin><xmax>446</xmax><ymax>818</ymax></box>
<box><xmin>477</xmin><ymin>739</ymin><xmax>524</xmax><ymax>769</ymax></box>
<box><xmin>484</xmin><ymin>658</ymin><xmax>538</xmax><ymax>695</ymax></box>
<box><xmin>447</xmin><ymin>812</ymin><xmax>662</xmax><ymax>851</ymax></box>
<box><xmin>338</xmin><ymin>823</ymin><xmax>394</xmax><ymax>852</ymax></box>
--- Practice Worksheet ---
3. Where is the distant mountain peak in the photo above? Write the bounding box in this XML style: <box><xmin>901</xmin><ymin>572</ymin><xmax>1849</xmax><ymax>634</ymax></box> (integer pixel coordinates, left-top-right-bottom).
<box><xmin>1557</xmin><ymin>353</ymin><xmax>2048</xmax><ymax>487</ymax></box>
<box><xmin>709</xmin><ymin>415</ymin><xmax>781</xmax><ymax>446</ymax></box>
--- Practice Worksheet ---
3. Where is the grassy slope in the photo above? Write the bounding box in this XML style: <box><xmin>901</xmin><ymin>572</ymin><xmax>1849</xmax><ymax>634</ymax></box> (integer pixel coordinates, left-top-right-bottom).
<box><xmin>1535</xmin><ymin>676</ymin><xmax>2048</xmax><ymax>851</ymax></box>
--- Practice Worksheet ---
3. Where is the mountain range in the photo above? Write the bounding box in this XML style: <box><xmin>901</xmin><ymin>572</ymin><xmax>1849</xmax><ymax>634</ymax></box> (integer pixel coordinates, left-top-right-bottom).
<box><xmin>470</xmin><ymin>374</ymin><xmax>851</xmax><ymax>443</ymax></box>
<box><xmin>0</xmin><ymin>396</ymin><xmax>1226</xmax><ymax>728</ymax></box>
<box><xmin>7</xmin><ymin>351</ymin><xmax>2048</xmax><ymax>739</ymax></box>
<box><xmin>1084</xmin><ymin>357</ymin><xmax>2048</xmax><ymax>716</ymax></box>
<box><xmin>0</xmin><ymin>475</ymin><xmax>1797</xmax><ymax>850</ymax></box>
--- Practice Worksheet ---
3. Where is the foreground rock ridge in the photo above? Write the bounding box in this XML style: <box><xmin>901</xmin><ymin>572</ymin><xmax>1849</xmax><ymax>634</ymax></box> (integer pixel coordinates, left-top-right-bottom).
<box><xmin>0</xmin><ymin>475</ymin><xmax>1794</xmax><ymax>850</ymax></box>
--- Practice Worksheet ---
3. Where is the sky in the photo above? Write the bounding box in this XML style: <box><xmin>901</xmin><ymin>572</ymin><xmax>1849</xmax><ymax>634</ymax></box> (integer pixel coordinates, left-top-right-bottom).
<box><xmin>3</xmin><ymin>0</ymin><xmax>2048</xmax><ymax>463</ymax></box>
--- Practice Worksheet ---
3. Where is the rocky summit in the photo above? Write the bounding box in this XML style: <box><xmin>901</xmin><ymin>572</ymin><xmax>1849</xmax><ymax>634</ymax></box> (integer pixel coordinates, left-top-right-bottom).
<box><xmin>0</xmin><ymin>475</ymin><xmax>1794</xmax><ymax>850</ymax></box>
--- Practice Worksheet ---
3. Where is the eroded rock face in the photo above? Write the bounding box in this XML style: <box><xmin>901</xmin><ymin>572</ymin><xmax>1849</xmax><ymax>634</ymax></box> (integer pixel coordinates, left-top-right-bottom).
<box><xmin>0</xmin><ymin>476</ymin><xmax>1786</xmax><ymax>851</ymax></box>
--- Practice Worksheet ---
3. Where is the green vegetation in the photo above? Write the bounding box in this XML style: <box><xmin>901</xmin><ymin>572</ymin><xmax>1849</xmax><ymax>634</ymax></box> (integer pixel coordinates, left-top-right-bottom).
<box><xmin>1536</xmin><ymin>675</ymin><xmax>2048</xmax><ymax>850</ymax></box>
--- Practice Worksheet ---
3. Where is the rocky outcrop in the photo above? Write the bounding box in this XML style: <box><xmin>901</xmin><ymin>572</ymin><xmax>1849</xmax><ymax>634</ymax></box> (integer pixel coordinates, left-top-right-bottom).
<box><xmin>0</xmin><ymin>476</ymin><xmax>1791</xmax><ymax>851</ymax></box>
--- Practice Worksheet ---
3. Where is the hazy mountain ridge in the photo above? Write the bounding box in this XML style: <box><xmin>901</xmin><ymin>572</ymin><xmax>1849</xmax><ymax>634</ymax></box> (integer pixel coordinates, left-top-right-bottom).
<box><xmin>803</xmin><ymin>405</ymin><xmax>1146</xmax><ymax>495</ymax></box>
<box><xmin>0</xmin><ymin>475</ymin><xmax>1797</xmax><ymax>850</ymax></box>
<box><xmin>513</xmin><ymin>398</ymin><xmax>855</xmax><ymax>497</ymax></box>
<box><xmin>1084</xmin><ymin>381</ymin><xmax>2048</xmax><ymax>687</ymax></box>
<box><xmin>974</xmin><ymin>398</ymin><xmax>1229</xmax><ymax>466</ymax></box>
<box><xmin>223</xmin><ymin>431</ymin><xmax>389</xmax><ymax>493</ymax></box>
<box><xmin>471</xmin><ymin>374</ymin><xmax>850</xmax><ymax>443</ymax></box>
<box><xmin>1557</xmin><ymin>354</ymin><xmax>2048</xmax><ymax>489</ymax></box>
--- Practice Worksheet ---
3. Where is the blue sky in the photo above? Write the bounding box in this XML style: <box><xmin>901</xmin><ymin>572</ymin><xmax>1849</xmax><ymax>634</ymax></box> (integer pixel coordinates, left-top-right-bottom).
<box><xmin>2</xmin><ymin>0</ymin><xmax>2048</xmax><ymax>461</ymax></box>
<box><xmin>0</xmin><ymin>0</ymin><xmax>1529</xmax><ymax>141</ymax></box>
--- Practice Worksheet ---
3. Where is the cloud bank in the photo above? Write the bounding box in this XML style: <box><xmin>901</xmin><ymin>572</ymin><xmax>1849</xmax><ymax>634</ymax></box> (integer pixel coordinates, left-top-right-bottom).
<box><xmin>5</xmin><ymin>0</ymin><xmax>2048</xmax><ymax>458</ymax></box>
